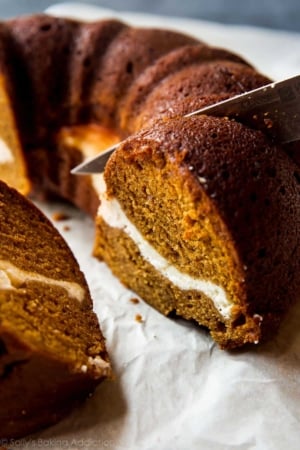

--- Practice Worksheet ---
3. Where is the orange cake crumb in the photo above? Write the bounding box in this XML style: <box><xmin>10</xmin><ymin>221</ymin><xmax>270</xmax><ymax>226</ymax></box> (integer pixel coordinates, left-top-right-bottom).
<box><xmin>52</xmin><ymin>211</ymin><xmax>70</xmax><ymax>222</ymax></box>
<box><xmin>135</xmin><ymin>314</ymin><xmax>144</xmax><ymax>323</ymax></box>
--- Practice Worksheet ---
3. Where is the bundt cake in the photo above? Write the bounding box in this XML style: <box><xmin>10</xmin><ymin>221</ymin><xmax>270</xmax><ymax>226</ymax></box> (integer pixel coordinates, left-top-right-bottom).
<box><xmin>0</xmin><ymin>13</ymin><xmax>299</xmax><ymax>357</ymax></box>
<box><xmin>0</xmin><ymin>180</ymin><xmax>111</xmax><ymax>438</ymax></box>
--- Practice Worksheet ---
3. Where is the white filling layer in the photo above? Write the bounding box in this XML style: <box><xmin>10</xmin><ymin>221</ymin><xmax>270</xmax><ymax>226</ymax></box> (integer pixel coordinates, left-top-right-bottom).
<box><xmin>0</xmin><ymin>138</ymin><xmax>13</xmax><ymax>163</ymax></box>
<box><xmin>97</xmin><ymin>175</ymin><xmax>233</xmax><ymax>319</ymax></box>
<box><xmin>0</xmin><ymin>260</ymin><xmax>85</xmax><ymax>303</ymax></box>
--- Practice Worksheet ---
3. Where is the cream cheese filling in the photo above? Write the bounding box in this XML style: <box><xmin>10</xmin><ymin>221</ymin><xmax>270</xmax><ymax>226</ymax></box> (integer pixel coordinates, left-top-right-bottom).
<box><xmin>96</xmin><ymin>175</ymin><xmax>234</xmax><ymax>319</ymax></box>
<box><xmin>0</xmin><ymin>260</ymin><xmax>85</xmax><ymax>302</ymax></box>
<box><xmin>0</xmin><ymin>138</ymin><xmax>14</xmax><ymax>163</ymax></box>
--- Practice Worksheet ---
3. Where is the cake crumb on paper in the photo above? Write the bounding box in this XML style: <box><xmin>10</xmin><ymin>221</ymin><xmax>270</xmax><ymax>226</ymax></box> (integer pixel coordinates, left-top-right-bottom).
<box><xmin>135</xmin><ymin>314</ymin><xmax>144</xmax><ymax>323</ymax></box>
<box><xmin>52</xmin><ymin>211</ymin><xmax>71</xmax><ymax>221</ymax></box>
<box><xmin>130</xmin><ymin>298</ymin><xmax>140</xmax><ymax>304</ymax></box>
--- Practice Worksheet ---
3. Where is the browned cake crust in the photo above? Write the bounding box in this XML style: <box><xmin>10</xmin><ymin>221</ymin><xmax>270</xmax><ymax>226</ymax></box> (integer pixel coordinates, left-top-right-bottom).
<box><xmin>118</xmin><ymin>46</ymin><xmax>267</xmax><ymax>133</ymax></box>
<box><xmin>95</xmin><ymin>115</ymin><xmax>300</xmax><ymax>349</ymax></box>
<box><xmin>0</xmin><ymin>180</ymin><xmax>111</xmax><ymax>438</ymax></box>
<box><xmin>0</xmin><ymin>15</ymin><xmax>200</xmax><ymax>214</ymax></box>
<box><xmin>124</xmin><ymin>60</ymin><xmax>271</xmax><ymax>133</ymax></box>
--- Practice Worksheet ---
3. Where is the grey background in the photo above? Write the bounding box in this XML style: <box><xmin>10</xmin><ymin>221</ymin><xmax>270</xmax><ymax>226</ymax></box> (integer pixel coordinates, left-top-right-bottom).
<box><xmin>0</xmin><ymin>0</ymin><xmax>299</xmax><ymax>32</ymax></box>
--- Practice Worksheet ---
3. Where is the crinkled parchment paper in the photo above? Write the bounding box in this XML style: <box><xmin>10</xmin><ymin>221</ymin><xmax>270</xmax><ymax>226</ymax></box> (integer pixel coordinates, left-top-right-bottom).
<box><xmin>8</xmin><ymin>4</ymin><xmax>300</xmax><ymax>449</ymax></box>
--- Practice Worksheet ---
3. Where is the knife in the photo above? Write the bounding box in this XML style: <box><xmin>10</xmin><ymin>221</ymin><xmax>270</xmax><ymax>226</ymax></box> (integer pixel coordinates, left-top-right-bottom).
<box><xmin>71</xmin><ymin>74</ymin><xmax>300</xmax><ymax>174</ymax></box>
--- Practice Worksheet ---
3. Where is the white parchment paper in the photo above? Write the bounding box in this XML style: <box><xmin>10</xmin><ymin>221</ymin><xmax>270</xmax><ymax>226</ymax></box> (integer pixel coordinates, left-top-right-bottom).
<box><xmin>11</xmin><ymin>4</ymin><xmax>300</xmax><ymax>449</ymax></box>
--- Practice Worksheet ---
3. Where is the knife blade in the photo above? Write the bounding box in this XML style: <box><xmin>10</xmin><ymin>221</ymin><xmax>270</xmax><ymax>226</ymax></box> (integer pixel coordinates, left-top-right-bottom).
<box><xmin>71</xmin><ymin>74</ymin><xmax>300</xmax><ymax>174</ymax></box>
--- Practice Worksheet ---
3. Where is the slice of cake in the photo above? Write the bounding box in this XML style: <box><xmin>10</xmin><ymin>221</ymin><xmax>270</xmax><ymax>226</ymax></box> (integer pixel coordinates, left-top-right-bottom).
<box><xmin>0</xmin><ymin>180</ymin><xmax>111</xmax><ymax>439</ymax></box>
<box><xmin>0</xmin><ymin>25</ymin><xmax>30</xmax><ymax>195</ymax></box>
<box><xmin>94</xmin><ymin>115</ymin><xmax>300</xmax><ymax>349</ymax></box>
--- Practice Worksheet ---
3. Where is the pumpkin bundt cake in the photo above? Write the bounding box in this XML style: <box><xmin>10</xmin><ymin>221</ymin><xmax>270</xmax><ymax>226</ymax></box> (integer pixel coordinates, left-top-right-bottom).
<box><xmin>0</xmin><ymin>14</ymin><xmax>298</xmax><ymax>359</ymax></box>
<box><xmin>0</xmin><ymin>180</ymin><xmax>111</xmax><ymax>438</ymax></box>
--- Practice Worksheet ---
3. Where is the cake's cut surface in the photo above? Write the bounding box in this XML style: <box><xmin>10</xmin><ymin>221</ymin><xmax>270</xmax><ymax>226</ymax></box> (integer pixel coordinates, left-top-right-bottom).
<box><xmin>0</xmin><ymin>72</ymin><xmax>30</xmax><ymax>195</ymax></box>
<box><xmin>94</xmin><ymin>115</ymin><xmax>300</xmax><ymax>349</ymax></box>
<box><xmin>0</xmin><ymin>180</ymin><xmax>111</xmax><ymax>439</ymax></box>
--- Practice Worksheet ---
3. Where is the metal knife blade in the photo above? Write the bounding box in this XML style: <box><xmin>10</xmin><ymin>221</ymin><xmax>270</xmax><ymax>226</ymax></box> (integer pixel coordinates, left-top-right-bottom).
<box><xmin>71</xmin><ymin>74</ymin><xmax>300</xmax><ymax>174</ymax></box>
<box><xmin>71</xmin><ymin>141</ymin><xmax>125</xmax><ymax>174</ymax></box>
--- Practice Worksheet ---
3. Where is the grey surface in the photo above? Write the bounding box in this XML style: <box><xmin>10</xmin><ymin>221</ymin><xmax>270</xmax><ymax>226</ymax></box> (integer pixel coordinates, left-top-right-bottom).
<box><xmin>0</xmin><ymin>0</ymin><xmax>299</xmax><ymax>32</ymax></box>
